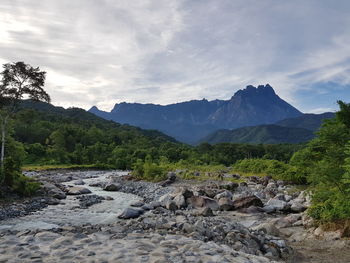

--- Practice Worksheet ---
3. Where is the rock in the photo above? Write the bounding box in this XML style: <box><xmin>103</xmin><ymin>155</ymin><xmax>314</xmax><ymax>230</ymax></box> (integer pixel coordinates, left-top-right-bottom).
<box><xmin>103</xmin><ymin>183</ymin><xmax>120</xmax><ymax>191</ymax></box>
<box><xmin>290</xmin><ymin>201</ymin><xmax>307</xmax><ymax>213</ymax></box>
<box><xmin>118</xmin><ymin>207</ymin><xmax>144</xmax><ymax>219</ymax></box>
<box><xmin>266</xmin><ymin>198</ymin><xmax>289</xmax><ymax>211</ymax></box>
<box><xmin>187</xmin><ymin>196</ymin><xmax>219</xmax><ymax>211</ymax></box>
<box><xmin>220</xmin><ymin>182</ymin><xmax>239</xmax><ymax>191</ymax></box>
<box><xmin>130</xmin><ymin>201</ymin><xmax>145</xmax><ymax>207</ymax></box>
<box><xmin>159</xmin><ymin>194</ymin><xmax>174</xmax><ymax>207</ymax></box>
<box><xmin>66</xmin><ymin>187</ymin><xmax>91</xmax><ymax>195</ymax></box>
<box><xmin>232</xmin><ymin>195</ymin><xmax>263</xmax><ymax>210</ymax></box>
<box><xmin>77</xmin><ymin>194</ymin><xmax>105</xmax><ymax>208</ymax></box>
<box><xmin>173</xmin><ymin>194</ymin><xmax>186</xmax><ymax>209</ymax></box>
<box><xmin>198</xmin><ymin>207</ymin><xmax>214</xmax><ymax>217</ymax></box>
<box><xmin>165</xmin><ymin>200</ymin><xmax>177</xmax><ymax>211</ymax></box>
<box><xmin>253</xmin><ymin>222</ymin><xmax>281</xmax><ymax>236</ymax></box>
<box><xmin>175</xmin><ymin>188</ymin><xmax>193</xmax><ymax>199</ymax></box>
<box><xmin>74</xmin><ymin>179</ymin><xmax>85</xmax><ymax>185</ymax></box>
<box><xmin>262</xmin><ymin>205</ymin><xmax>276</xmax><ymax>213</ymax></box>
<box><xmin>218</xmin><ymin>197</ymin><xmax>235</xmax><ymax>211</ymax></box>
<box><xmin>47</xmin><ymin>198</ymin><xmax>60</xmax><ymax>205</ymax></box>
<box><xmin>89</xmin><ymin>182</ymin><xmax>104</xmax><ymax>187</ymax></box>
<box><xmin>167</xmin><ymin>172</ymin><xmax>177</xmax><ymax>182</ymax></box>
<box><xmin>214</xmin><ymin>190</ymin><xmax>233</xmax><ymax>200</ymax></box>
<box><xmin>105</xmin><ymin>196</ymin><xmax>114</xmax><ymax>201</ymax></box>
<box><xmin>42</xmin><ymin>182</ymin><xmax>66</xmax><ymax>199</ymax></box>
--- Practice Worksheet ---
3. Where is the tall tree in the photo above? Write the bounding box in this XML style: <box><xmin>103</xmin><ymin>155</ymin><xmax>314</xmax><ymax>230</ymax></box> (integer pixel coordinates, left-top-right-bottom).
<box><xmin>0</xmin><ymin>62</ymin><xmax>50</xmax><ymax>183</ymax></box>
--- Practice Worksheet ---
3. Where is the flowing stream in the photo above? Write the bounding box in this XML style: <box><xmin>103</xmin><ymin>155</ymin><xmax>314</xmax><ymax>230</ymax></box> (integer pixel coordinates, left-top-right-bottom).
<box><xmin>0</xmin><ymin>171</ymin><xmax>141</xmax><ymax>232</ymax></box>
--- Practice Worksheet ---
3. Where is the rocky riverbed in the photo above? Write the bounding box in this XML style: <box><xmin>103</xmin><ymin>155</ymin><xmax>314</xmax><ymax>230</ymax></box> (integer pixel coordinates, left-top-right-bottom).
<box><xmin>1</xmin><ymin>170</ymin><xmax>349</xmax><ymax>263</ymax></box>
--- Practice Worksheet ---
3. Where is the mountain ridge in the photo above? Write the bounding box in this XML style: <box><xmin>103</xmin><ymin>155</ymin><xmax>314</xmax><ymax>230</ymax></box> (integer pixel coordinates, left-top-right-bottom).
<box><xmin>89</xmin><ymin>84</ymin><xmax>303</xmax><ymax>143</ymax></box>
<box><xmin>200</xmin><ymin>112</ymin><xmax>335</xmax><ymax>145</ymax></box>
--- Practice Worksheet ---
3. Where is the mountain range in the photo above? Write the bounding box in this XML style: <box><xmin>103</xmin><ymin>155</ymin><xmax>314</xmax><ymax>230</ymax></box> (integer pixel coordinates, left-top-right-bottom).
<box><xmin>89</xmin><ymin>84</ymin><xmax>304</xmax><ymax>143</ymax></box>
<box><xmin>200</xmin><ymin>112</ymin><xmax>335</xmax><ymax>144</ymax></box>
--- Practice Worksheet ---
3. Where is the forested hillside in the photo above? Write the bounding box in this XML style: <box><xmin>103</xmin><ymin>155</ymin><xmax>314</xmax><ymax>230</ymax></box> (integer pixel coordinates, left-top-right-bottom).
<box><xmin>8</xmin><ymin>101</ymin><xmax>301</xmax><ymax>169</ymax></box>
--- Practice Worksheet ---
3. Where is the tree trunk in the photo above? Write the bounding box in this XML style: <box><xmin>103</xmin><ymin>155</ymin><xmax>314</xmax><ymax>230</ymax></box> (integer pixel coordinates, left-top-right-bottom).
<box><xmin>0</xmin><ymin>115</ymin><xmax>7</xmax><ymax>184</ymax></box>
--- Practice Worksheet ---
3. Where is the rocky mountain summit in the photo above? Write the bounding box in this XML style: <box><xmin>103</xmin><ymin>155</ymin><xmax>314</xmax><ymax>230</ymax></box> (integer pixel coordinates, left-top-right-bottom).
<box><xmin>89</xmin><ymin>84</ymin><xmax>302</xmax><ymax>143</ymax></box>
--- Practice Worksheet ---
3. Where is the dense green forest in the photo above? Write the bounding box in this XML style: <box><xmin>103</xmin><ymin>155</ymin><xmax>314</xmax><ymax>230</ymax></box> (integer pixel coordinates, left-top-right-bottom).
<box><xmin>12</xmin><ymin>101</ymin><xmax>301</xmax><ymax>168</ymax></box>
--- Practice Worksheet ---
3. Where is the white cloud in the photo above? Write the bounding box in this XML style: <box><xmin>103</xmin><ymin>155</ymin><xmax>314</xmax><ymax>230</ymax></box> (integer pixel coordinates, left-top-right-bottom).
<box><xmin>0</xmin><ymin>0</ymin><xmax>349</xmax><ymax>111</ymax></box>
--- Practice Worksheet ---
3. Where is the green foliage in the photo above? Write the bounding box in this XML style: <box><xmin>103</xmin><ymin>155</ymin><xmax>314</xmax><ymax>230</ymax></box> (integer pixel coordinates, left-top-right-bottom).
<box><xmin>233</xmin><ymin>158</ymin><xmax>305</xmax><ymax>183</ymax></box>
<box><xmin>132</xmin><ymin>158</ymin><xmax>167</xmax><ymax>182</ymax></box>
<box><xmin>290</xmin><ymin>101</ymin><xmax>350</xmax><ymax>222</ymax></box>
<box><xmin>11</xmin><ymin>174</ymin><xmax>41</xmax><ymax>196</ymax></box>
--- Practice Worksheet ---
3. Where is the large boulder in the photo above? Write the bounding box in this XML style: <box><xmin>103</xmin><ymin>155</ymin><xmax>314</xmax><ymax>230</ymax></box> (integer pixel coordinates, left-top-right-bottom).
<box><xmin>173</xmin><ymin>194</ymin><xmax>186</xmax><ymax>209</ymax></box>
<box><xmin>218</xmin><ymin>197</ymin><xmax>235</xmax><ymax>211</ymax></box>
<box><xmin>266</xmin><ymin>198</ymin><xmax>289</xmax><ymax>212</ymax></box>
<box><xmin>103</xmin><ymin>183</ymin><xmax>120</xmax><ymax>191</ymax></box>
<box><xmin>118</xmin><ymin>207</ymin><xmax>144</xmax><ymax>219</ymax></box>
<box><xmin>187</xmin><ymin>196</ymin><xmax>219</xmax><ymax>211</ymax></box>
<box><xmin>42</xmin><ymin>182</ymin><xmax>66</xmax><ymax>199</ymax></box>
<box><xmin>232</xmin><ymin>195</ymin><xmax>263</xmax><ymax>210</ymax></box>
<box><xmin>214</xmin><ymin>190</ymin><xmax>233</xmax><ymax>200</ymax></box>
<box><xmin>66</xmin><ymin>187</ymin><xmax>91</xmax><ymax>195</ymax></box>
<box><xmin>158</xmin><ymin>194</ymin><xmax>174</xmax><ymax>207</ymax></box>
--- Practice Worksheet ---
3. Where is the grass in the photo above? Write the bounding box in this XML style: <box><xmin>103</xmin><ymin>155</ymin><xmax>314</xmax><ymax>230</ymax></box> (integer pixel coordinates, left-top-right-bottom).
<box><xmin>22</xmin><ymin>163</ymin><xmax>114</xmax><ymax>171</ymax></box>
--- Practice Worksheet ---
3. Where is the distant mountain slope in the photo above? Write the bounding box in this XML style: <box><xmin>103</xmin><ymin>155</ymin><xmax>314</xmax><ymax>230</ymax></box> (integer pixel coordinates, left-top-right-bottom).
<box><xmin>275</xmin><ymin>112</ymin><xmax>335</xmax><ymax>131</ymax></box>
<box><xmin>89</xmin><ymin>84</ymin><xmax>302</xmax><ymax>143</ymax></box>
<box><xmin>199</xmin><ymin>112</ymin><xmax>335</xmax><ymax>145</ymax></box>
<box><xmin>17</xmin><ymin>100</ymin><xmax>177</xmax><ymax>143</ymax></box>
<box><xmin>200</xmin><ymin>125</ymin><xmax>314</xmax><ymax>144</ymax></box>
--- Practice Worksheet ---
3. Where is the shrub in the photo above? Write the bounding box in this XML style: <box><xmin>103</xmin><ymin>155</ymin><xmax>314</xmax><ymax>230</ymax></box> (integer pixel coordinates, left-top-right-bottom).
<box><xmin>11</xmin><ymin>174</ymin><xmax>41</xmax><ymax>196</ymax></box>
<box><xmin>233</xmin><ymin>158</ymin><xmax>306</xmax><ymax>184</ymax></box>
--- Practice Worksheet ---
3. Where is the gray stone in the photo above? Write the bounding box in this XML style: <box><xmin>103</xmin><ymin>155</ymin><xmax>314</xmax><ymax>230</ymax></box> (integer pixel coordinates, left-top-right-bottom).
<box><xmin>218</xmin><ymin>197</ymin><xmax>235</xmax><ymax>211</ymax></box>
<box><xmin>118</xmin><ymin>207</ymin><xmax>144</xmax><ymax>219</ymax></box>
<box><xmin>266</xmin><ymin>198</ymin><xmax>289</xmax><ymax>211</ymax></box>
<box><xmin>214</xmin><ymin>190</ymin><xmax>233</xmax><ymax>200</ymax></box>
<box><xmin>173</xmin><ymin>194</ymin><xmax>186</xmax><ymax>209</ymax></box>
<box><xmin>187</xmin><ymin>196</ymin><xmax>219</xmax><ymax>211</ymax></box>
<box><xmin>66</xmin><ymin>187</ymin><xmax>91</xmax><ymax>195</ymax></box>
<box><xmin>103</xmin><ymin>183</ymin><xmax>120</xmax><ymax>191</ymax></box>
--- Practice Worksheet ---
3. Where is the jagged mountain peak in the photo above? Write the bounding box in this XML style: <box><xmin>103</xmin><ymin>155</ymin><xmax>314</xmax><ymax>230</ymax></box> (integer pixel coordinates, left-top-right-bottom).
<box><xmin>89</xmin><ymin>84</ymin><xmax>302</xmax><ymax>143</ymax></box>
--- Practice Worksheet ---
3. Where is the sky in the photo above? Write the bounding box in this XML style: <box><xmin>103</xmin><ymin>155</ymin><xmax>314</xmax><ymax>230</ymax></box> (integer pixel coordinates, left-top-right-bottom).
<box><xmin>0</xmin><ymin>0</ymin><xmax>349</xmax><ymax>113</ymax></box>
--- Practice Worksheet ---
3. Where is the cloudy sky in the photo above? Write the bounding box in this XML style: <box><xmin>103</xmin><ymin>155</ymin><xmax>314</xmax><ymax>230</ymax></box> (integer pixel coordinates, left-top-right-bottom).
<box><xmin>0</xmin><ymin>0</ymin><xmax>349</xmax><ymax>113</ymax></box>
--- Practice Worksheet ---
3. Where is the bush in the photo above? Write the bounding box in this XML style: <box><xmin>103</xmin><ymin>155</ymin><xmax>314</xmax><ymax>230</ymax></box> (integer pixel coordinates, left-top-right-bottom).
<box><xmin>233</xmin><ymin>158</ymin><xmax>306</xmax><ymax>184</ymax></box>
<box><xmin>11</xmin><ymin>173</ymin><xmax>41</xmax><ymax>196</ymax></box>
<box><xmin>132</xmin><ymin>158</ymin><xmax>167</xmax><ymax>182</ymax></box>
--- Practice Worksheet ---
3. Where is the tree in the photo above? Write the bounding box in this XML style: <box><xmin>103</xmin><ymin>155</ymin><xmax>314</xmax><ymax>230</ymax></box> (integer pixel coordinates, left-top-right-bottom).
<box><xmin>0</xmin><ymin>62</ymin><xmax>50</xmax><ymax>183</ymax></box>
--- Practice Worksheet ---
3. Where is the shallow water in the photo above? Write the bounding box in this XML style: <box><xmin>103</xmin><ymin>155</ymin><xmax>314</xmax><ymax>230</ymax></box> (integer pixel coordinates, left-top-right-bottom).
<box><xmin>0</xmin><ymin>171</ymin><xmax>141</xmax><ymax>232</ymax></box>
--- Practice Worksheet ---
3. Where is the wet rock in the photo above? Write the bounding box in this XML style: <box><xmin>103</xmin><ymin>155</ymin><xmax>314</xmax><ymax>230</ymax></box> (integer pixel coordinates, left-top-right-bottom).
<box><xmin>103</xmin><ymin>183</ymin><xmax>120</xmax><ymax>191</ymax></box>
<box><xmin>233</xmin><ymin>195</ymin><xmax>263</xmax><ymax>210</ymax></box>
<box><xmin>88</xmin><ymin>182</ymin><xmax>104</xmax><ymax>187</ymax></box>
<box><xmin>66</xmin><ymin>187</ymin><xmax>91</xmax><ymax>195</ymax></box>
<box><xmin>118</xmin><ymin>207</ymin><xmax>144</xmax><ymax>219</ymax></box>
<box><xmin>187</xmin><ymin>196</ymin><xmax>219</xmax><ymax>211</ymax></box>
<box><xmin>74</xmin><ymin>179</ymin><xmax>85</xmax><ymax>185</ymax></box>
<box><xmin>76</xmin><ymin>195</ymin><xmax>105</xmax><ymax>208</ymax></box>
<box><xmin>42</xmin><ymin>182</ymin><xmax>66</xmax><ymax>199</ymax></box>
